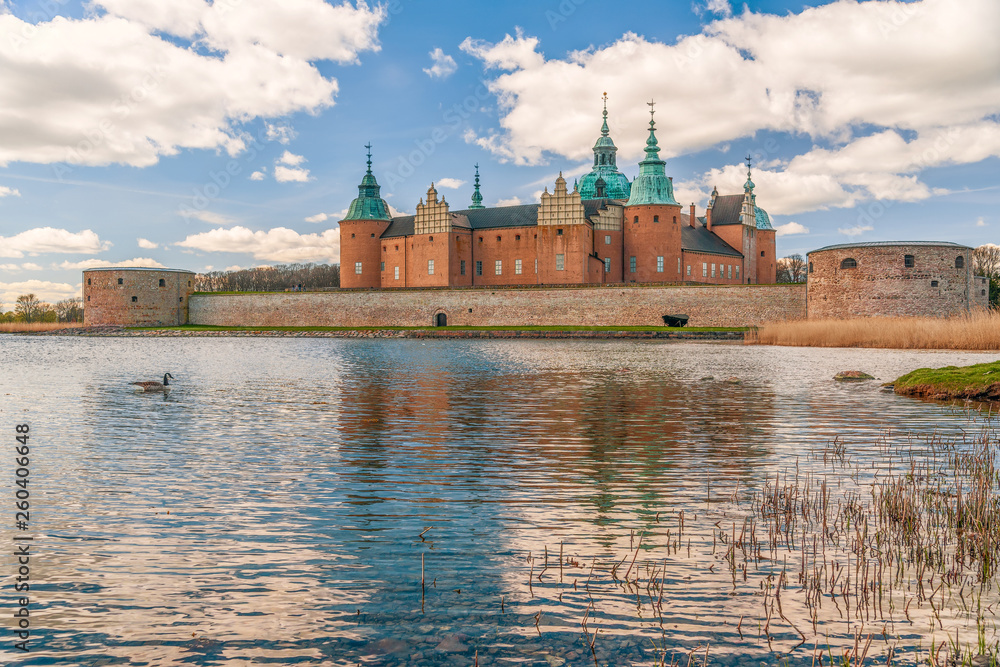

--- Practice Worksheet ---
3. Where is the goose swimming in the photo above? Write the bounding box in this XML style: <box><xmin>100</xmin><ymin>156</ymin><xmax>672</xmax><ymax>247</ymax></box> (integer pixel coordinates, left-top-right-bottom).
<box><xmin>132</xmin><ymin>373</ymin><xmax>174</xmax><ymax>392</ymax></box>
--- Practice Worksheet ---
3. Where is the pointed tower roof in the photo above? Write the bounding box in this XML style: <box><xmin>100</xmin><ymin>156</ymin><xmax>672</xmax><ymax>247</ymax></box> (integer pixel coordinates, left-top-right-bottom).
<box><xmin>344</xmin><ymin>144</ymin><xmax>391</xmax><ymax>221</ymax></box>
<box><xmin>579</xmin><ymin>92</ymin><xmax>631</xmax><ymax>200</ymax></box>
<box><xmin>469</xmin><ymin>164</ymin><xmax>485</xmax><ymax>209</ymax></box>
<box><xmin>626</xmin><ymin>100</ymin><xmax>679</xmax><ymax>207</ymax></box>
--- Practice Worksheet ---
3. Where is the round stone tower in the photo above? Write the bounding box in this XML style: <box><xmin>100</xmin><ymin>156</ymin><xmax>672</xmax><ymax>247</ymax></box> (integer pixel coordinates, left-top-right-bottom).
<box><xmin>84</xmin><ymin>267</ymin><xmax>195</xmax><ymax>326</ymax></box>
<box><xmin>339</xmin><ymin>144</ymin><xmax>393</xmax><ymax>288</ymax></box>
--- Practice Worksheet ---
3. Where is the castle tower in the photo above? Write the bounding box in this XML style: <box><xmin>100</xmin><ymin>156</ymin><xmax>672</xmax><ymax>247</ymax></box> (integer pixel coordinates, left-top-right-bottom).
<box><xmin>623</xmin><ymin>101</ymin><xmax>682</xmax><ymax>283</ymax></box>
<box><xmin>339</xmin><ymin>144</ymin><xmax>392</xmax><ymax>289</ymax></box>
<box><xmin>578</xmin><ymin>93</ymin><xmax>631</xmax><ymax>200</ymax></box>
<box><xmin>469</xmin><ymin>164</ymin><xmax>485</xmax><ymax>210</ymax></box>
<box><xmin>743</xmin><ymin>158</ymin><xmax>776</xmax><ymax>283</ymax></box>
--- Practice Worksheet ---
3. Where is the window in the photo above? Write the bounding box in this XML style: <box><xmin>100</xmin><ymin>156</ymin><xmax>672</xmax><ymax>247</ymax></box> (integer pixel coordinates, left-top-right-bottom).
<box><xmin>395</xmin><ymin>245</ymin><xmax>399</xmax><ymax>251</ymax></box>
<box><xmin>604</xmin><ymin>257</ymin><xmax>611</xmax><ymax>273</ymax></box>
<box><xmin>370</xmin><ymin>233</ymin><xmax>375</xmax><ymax>238</ymax></box>
<box><xmin>702</xmin><ymin>262</ymin><xmax>708</xmax><ymax>277</ymax></box>
<box><xmin>728</xmin><ymin>265</ymin><xmax>732</xmax><ymax>279</ymax></box>
<box><xmin>478</xmin><ymin>236</ymin><xmax>483</xmax><ymax>242</ymax></box>
<box><xmin>515</xmin><ymin>259</ymin><xmax>522</xmax><ymax>275</ymax></box>
<box><xmin>179</xmin><ymin>297</ymin><xmax>183</xmax><ymax>302</ymax></box>
<box><xmin>460</xmin><ymin>260</ymin><xmax>466</xmax><ymax>276</ymax></box>
<box><xmin>931</xmin><ymin>280</ymin><xmax>939</xmax><ymax>287</ymax></box>
<box><xmin>515</xmin><ymin>235</ymin><xmax>521</xmax><ymax>241</ymax></box>
<box><xmin>605</xmin><ymin>235</ymin><xmax>611</xmax><ymax>245</ymax></box>
<box><xmin>497</xmin><ymin>235</ymin><xmax>502</xmax><ymax>242</ymax></box>
<box><xmin>677</xmin><ymin>258</ymin><xmax>681</xmax><ymax>273</ymax></box>
<box><xmin>841</xmin><ymin>258</ymin><xmax>857</xmax><ymax>269</ymax></box>
<box><xmin>87</xmin><ymin>278</ymin><xmax>91</xmax><ymax>285</ymax></box>
<box><xmin>383</xmin><ymin>246</ymin><xmax>387</xmax><ymax>252</ymax></box>
<box><xmin>761</xmin><ymin>251</ymin><xmax>765</xmax><ymax>257</ymax></box>
<box><xmin>118</xmin><ymin>278</ymin><xmax>123</xmax><ymax>285</ymax></box>
<box><xmin>630</xmin><ymin>256</ymin><xmax>637</xmax><ymax>273</ymax></box>
<box><xmin>809</xmin><ymin>262</ymin><xmax>814</xmax><ymax>274</ymax></box>
<box><xmin>711</xmin><ymin>263</ymin><xmax>716</xmax><ymax>278</ymax></box>
<box><xmin>159</xmin><ymin>278</ymin><xmax>166</xmax><ymax>287</ymax></box>
<box><xmin>673</xmin><ymin>216</ymin><xmax>677</xmax><ymax>224</ymax></box>
<box><xmin>428</xmin><ymin>259</ymin><xmax>435</xmax><ymax>275</ymax></box>
<box><xmin>556</xmin><ymin>254</ymin><xmax>565</xmax><ymax>271</ymax></box>
<box><xmin>394</xmin><ymin>266</ymin><xmax>400</xmax><ymax>280</ymax></box>
<box><xmin>87</xmin><ymin>296</ymin><xmax>90</xmax><ymax>301</ymax></box>
<box><xmin>686</xmin><ymin>265</ymin><xmax>691</xmax><ymax>276</ymax></box>
<box><xmin>656</xmin><ymin>256</ymin><xmax>664</xmax><ymax>273</ymax></box>
<box><xmin>495</xmin><ymin>260</ymin><xmax>502</xmax><ymax>275</ymax></box>
<box><xmin>429</xmin><ymin>236</ymin><xmax>434</xmax><ymax>242</ymax></box>
<box><xmin>956</xmin><ymin>256</ymin><xmax>965</xmax><ymax>269</ymax></box>
<box><xmin>355</xmin><ymin>262</ymin><xmax>363</xmax><ymax>274</ymax></box>
<box><xmin>351</xmin><ymin>233</ymin><xmax>355</xmax><ymax>238</ymax></box>
<box><xmin>188</xmin><ymin>281</ymin><xmax>191</xmax><ymax>287</ymax></box>
<box><xmin>534</xmin><ymin>259</ymin><xmax>538</xmax><ymax>273</ymax></box>
<box><xmin>736</xmin><ymin>266</ymin><xmax>740</xmax><ymax>280</ymax></box>
<box><xmin>653</xmin><ymin>215</ymin><xmax>659</xmax><ymax>223</ymax></box>
<box><xmin>904</xmin><ymin>254</ymin><xmax>915</xmax><ymax>268</ymax></box>
<box><xmin>131</xmin><ymin>296</ymin><xmax>137</xmax><ymax>302</ymax></box>
<box><xmin>557</xmin><ymin>229</ymin><xmax>563</xmax><ymax>236</ymax></box>
<box><xmin>380</xmin><ymin>262</ymin><xmax>385</xmax><ymax>272</ymax></box>
<box><xmin>633</xmin><ymin>216</ymin><xmax>639</xmax><ymax>223</ymax></box>
<box><xmin>476</xmin><ymin>261</ymin><xmax>483</xmax><ymax>276</ymax></box>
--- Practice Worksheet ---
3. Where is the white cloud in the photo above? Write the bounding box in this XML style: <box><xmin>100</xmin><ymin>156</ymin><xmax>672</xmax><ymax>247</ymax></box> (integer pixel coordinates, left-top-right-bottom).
<box><xmin>495</xmin><ymin>196</ymin><xmax>522</xmax><ymax>207</ymax></box>
<box><xmin>0</xmin><ymin>186</ymin><xmax>20</xmax><ymax>197</ymax></box>
<box><xmin>278</xmin><ymin>150</ymin><xmax>306</xmax><ymax>166</ymax></box>
<box><xmin>274</xmin><ymin>165</ymin><xmax>311</xmax><ymax>183</ymax></box>
<box><xmin>57</xmin><ymin>257</ymin><xmax>165</xmax><ymax>270</ymax></box>
<box><xmin>838</xmin><ymin>225</ymin><xmax>874</xmax><ymax>237</ymax></box>
<box><xmin>775</xmin><ymin>222</ymin><xmax>809</xmax><ymax>236</ymax></box>
<box><xmin>137</xmin><ymin>238</ymin><xmax>158</xmax><ymax>249</ymax></box>
<box><xmin>223</xmin><ymin>265</ymin><xmax>244</xmax><ymax>272</ymax></box>
<box><xmin>460</xmin><ymin>0</ymin><xmax>1000</xmax><ymax>215</ymax></box>
<box><xmin>0</xmin><ymin>228</ymin><xmax>110</xmax><ymax>258</ymax></box>
<box><xmin>180</xmin><ymin>210</ymin><xmax>238</xmax><ymax>225</ymax></box>
<box><xmin>21</xmin><ymin>263</ymin><xmax>42</xmax><ymax>271</ymax></box>
<box><xmin>0</xmin><ymin>1</ymin><xmax>386</xmax><ymax>168</ymax></box>
<box><xmin>250</xmin><ymin>170</ymin><xmax>266</xmax><ymax>181</ymax></box>
<box><xmin>265</xmin><ymin>123</ymin><xmax>296</xmax><ymax>145</ymax></box>
<box><xmin>976</xmin><ymin>217</ymin><xmax>987</xmax><ymax>227</ymax></box>
<box><xmin>705</xmin><ymin>0</ymin><xmax>732</xmax><ymax>17</ymax></box>
<box><xmin>423</xmin><ymin>47</ymin><xmax>458</xmax><ymax>79</ymax></box>
<box><xmin>176</xmin><ymin>226</ymin><xmax>341</xmax><ymax>263</ymax></box>
<box><xmin>0</xmin><ymin>280</ymin><xmax>79</xmax><ymax>306</ymax></box>
<box><xmin>304</xmin><ymin>213</ymin><xmax>329</xmax><ymax>223</ymax></box>
<box><xmin>436</xmin><ymin>178</ymin><xmax>466</xmax><ymax>189</ymax></box>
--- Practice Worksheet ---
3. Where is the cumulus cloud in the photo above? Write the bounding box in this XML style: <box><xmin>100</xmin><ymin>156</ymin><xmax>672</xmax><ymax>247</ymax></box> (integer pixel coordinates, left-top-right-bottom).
<box><xmin>274</xmin><ymin>165</ymin><xmax>311</xmax><ymax>183</ymax></box>
<box><xmin>278</xmin><ymin>151</ymin><xmax>306</xmax><ymax>166</ymax></box>
<box><xmin>976</xmin><ymin>217</ymin><xmax>987</xmax><ymax>227</ymax></box>
<box><xmin>705</xmin><ymin>0</ymin><xmax>732</xmax><ymax>17</ymax></box>
<box><xmin>495</xmin><ymin>196</ymin><xmax>522</xmax><ymax>207</ymax></box>
<box><xmin>838</xmin><ymin>225</ymin><xmax>874</xmax><ymax>237</ymax></box>
<box><xmin>0</xmin><ymin>280</ymin><xmax>79</xmax><ymax>306</ymax></box>
<box><xmin>460</xmin><ymin>0</ymin><xmax>1000</xmax><ymax>215</ymax></box>
<box><xmin>0</xmin><ymin>1</ymin><xmax>386</xmax><ymax>168</ymax></box>
<box><xmin>137</xmin><ymin>238</ymin><xmax>158</xmax><ymax>249</ymax></box>
<box><xmin>265</xmin><ymin>123</ymin><xmax>296</xmax><ymax>145</ymax></box>
<box><xmin>21</xmin><ymin>263</ymin><xmax>43</xmax><ymax>271</ymax></box>
<box><xmin>423</xmin><ymin>47</ymin><xmax>458</xmax><ymax>78</ymax></box>
<box><xmin>180</xmin><ymin>210</ymin><xmax>238</xmax><ymax>225</ymax></box>
<box><xmin>176</xmin><ymin>226</ymin><xmax>341</xmax><ymax>263</ymax></box>
<box><xmin>0</xmin><ymin>228</ymin><xmax>110</xmax><ymax>258</ymax></box>
<box><xmin>57</xmin><ymin>257</ymin><xmax>165</xmax><ymax>270</ymax></box>
<box><xmin>304</xmin><ymin>213</ymin><xmax>329</xmax><ymax>223</ymax></box>
<box><xmin>0</xmin><ymin>186</ymin><xmax>20</xmax><ymax>197</ymax></box>
<box><xmin>436</xmin><ymin>178</ymin><xmax>466</xmax><ymax>189</ymax></box>
<box><xmin>775</xmin><ymin>222</ymin><xmax>809</xmax><ymax>236</ymax></box>
<box><xmin>250</xmin><ymin>170</ymin><xmax>266</xmax><ymax>181</ymax></box>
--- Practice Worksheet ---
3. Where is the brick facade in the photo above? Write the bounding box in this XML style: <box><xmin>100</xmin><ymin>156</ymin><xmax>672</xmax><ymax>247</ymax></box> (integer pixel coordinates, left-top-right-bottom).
<box><xmin>84</xmin><ymin>268</ymin><xmax>195</xmax><ymax>326</ymax></box>
<box><xmin>806</xmin><ymin>242</ymin><xmax>981</xmax><ymax>319</ymax></box>
<box><xmin>189</xmin><ymin>284</ymin><xmax>807</xmax><ymax>328</ymax></box>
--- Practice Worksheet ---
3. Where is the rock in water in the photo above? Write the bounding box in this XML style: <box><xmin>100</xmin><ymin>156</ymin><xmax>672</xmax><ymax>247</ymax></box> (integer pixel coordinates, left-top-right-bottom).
<box><xmin>835</xmin><ymin>371</ymin><xmax>875</xmax><ymax>381</ymax></box>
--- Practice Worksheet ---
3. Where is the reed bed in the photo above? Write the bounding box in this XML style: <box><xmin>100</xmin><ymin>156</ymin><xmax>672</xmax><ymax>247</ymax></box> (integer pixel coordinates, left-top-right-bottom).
<box><xmin>0</xmin><ymin>322</ymin><xmax>82</xmax><ymax>333</ymax></box>
<box><xmin>746</xmin><ymin>311</ymin><xmax>1000</xmax><ymax>350</ymax></box>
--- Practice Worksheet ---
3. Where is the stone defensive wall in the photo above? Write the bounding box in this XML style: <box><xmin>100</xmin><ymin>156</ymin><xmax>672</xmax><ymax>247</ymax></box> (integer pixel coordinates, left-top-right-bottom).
<box><xmin>84</xmin><ymin>267</ymin><xmax>196</xmax><ymax>326</ymax></box>
<box><xmin>188</xmin><ymin>283</ymin><xmax>807</xmax><ymax>328</ymax></box>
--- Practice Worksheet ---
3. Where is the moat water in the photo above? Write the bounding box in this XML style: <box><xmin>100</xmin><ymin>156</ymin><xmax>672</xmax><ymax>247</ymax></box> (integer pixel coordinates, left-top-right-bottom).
<box><xmin>0</xmin><ymin>337</ymin><xmax>997</xmax><ymax>666</ymax></box>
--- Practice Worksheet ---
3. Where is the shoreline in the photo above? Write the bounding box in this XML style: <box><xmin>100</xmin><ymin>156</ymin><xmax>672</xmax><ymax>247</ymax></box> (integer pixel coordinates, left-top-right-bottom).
<box><xmin>28</xmin><ymin>325</ymin><xmax>745</xmax><ymax>340</ymax></box>
<box><xmin>893</xmin><ymin>359</ymin><xmax>1000</xmax><ymax>402</ymax></box>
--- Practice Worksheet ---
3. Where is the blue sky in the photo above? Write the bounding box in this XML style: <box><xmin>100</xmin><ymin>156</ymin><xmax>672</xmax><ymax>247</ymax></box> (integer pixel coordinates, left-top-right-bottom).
<box><xmin>0</xmin><ymin>0</ymin><xmax>998</xmax><ymax>304</ymax></box>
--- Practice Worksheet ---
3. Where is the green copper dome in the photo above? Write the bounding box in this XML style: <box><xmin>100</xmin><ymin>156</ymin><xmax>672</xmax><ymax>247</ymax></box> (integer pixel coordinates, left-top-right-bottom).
<box><xmin>578</xmin><ymin>93</ymin><xmax>631</xmax><ymax>200</ymax></box>
<box><xmin>625</xmin><ymin>102</ymin><xmax>679</xmax><ymax>207</ymax></box>
<box><xmin>344</xmin><ymin>144</ymin><xmax>391</xmax><ymax>221</ymax></box>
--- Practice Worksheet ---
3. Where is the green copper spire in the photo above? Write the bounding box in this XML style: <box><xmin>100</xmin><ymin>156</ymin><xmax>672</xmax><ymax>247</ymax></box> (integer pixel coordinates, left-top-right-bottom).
<box><xmin>469</xmin><ymin>163</ymin><xmax>485</xmax><ymax>209</ymax></box>
<box><xmin>579</xmin><ymin>92</ymin><xmax>631</xmax><ymax>200</ymax></box>
<box><xmin>626</xmin><ymin>100</ymin><xmax>679</xmax><ymax>207</ymax></box>
<box><xmin>344</xmin><ymin>143</ymin><xmax>391</xmax><ymax>221</ymax></box>
<box><xmin>744</xmin><ymin>154</ymin><xmax>755</xmax><ymax>192</ymax></box>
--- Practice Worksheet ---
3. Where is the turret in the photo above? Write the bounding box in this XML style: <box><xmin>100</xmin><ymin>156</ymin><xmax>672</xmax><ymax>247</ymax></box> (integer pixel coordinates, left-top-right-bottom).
<box><xmin>339</xmin><ymin>144</ymin><xmax>393</xmax><ymax>289</ymax></box>
<box><xmin>578</xmin><ymin>93</ymin><xmax>631</xmax><ymax>200</ymax></box>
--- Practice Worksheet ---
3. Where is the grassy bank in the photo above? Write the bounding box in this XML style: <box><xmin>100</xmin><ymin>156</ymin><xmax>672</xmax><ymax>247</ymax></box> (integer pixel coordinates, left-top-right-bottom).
<box><xmin>133</xmin><ymin>324</ymin><xmax>746</xmax><ymax>333</ymax></box>
<box><xmin>747</xmin><ymin>310</ymin><xmax>1000</xmax><ymax>349</ymax></box>
<box><xmin>0</xmin><ymin>322</ymin><xmax>82</xmax><ymax>333</ymax></box>
<box><xmin>893</xmin><ymin>359</ymin><xmax>1000</xmax><ymax>401</ymax></box>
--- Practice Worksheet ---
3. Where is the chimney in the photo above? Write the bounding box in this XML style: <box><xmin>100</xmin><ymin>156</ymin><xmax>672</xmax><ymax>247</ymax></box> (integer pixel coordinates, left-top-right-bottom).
<box><xmin>689</xmin><ymin>203</ymin><xmax>696</xmax><ymax>228</ymax></box>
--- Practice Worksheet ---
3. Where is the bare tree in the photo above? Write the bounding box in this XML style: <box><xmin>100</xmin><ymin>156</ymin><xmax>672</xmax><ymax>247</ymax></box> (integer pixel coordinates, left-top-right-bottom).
<box><xmin>776</xmin><ymin>254</ymin><xmax>807</xmax><ymax>283</ymax></box>
<box><xmin>15</xmin><ymin>294</ymin><xmax>43</xmax><ymax>323</ymax></box>
<box><xmin>974</xmin><ymin>244</ymin><xmax>1000</xmax><ymax>280</ymax></box>
<box><xmin>55</xmin><ymin>297</ymin><xmax>84</xmax><ymax>323</ymax></box>
<box><xmin>196</xmin><ymin>263</ymin><xmax>341</xmax><ymax>292</ymax></box>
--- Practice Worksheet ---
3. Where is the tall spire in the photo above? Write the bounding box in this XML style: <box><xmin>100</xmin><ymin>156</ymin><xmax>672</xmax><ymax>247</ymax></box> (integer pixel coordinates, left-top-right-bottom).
<box><xmin>600</xmin><ymin>91</ymin><xmax>610</xmax><ymax>137</ymax></box>
<box><xmin>469</xmin><ymin>163</ymin><xmax>485</xmax><ymax>209</ymax></box>
<box><xmin>578</xmin><ymin>92</ymin><xmax>631</xmax><ymax>200</ymax></box>
<box><xmin>365</xmin><ymin>142</ymin><xmax>373</xmax><ymax>174</ymax></box>
<box><xmin>625</xmin><ymin>99</ymin><xmax>679</xmax><ymax>207</ymax></box>
<box><xmin>744</xmin><ymin>153</ymin><xmax>755</xmax><ymax>193</ymax></box>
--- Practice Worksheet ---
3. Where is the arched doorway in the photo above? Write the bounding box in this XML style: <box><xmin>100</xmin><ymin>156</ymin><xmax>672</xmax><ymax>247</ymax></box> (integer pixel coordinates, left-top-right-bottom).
<box><xmin>435</xmin><ymin>312</ymin><xmax>447</xmax><ymax>327</ymax></box>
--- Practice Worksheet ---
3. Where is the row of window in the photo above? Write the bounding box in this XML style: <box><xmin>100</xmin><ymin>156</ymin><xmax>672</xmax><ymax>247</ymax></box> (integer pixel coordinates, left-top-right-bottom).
<box><xmin>837</xmin><ymin>255</ymin><xmax>966</xmax><ymax>270</ymax></box>
<box><xmin>88</xmin><ymin>277</ymin><xmax>188</xmax><ymax>288</ymax></box>
<box><xmin>361</xmin><ymin>258</ymin><xmax>741</xmax><ymax>279</ymax></box>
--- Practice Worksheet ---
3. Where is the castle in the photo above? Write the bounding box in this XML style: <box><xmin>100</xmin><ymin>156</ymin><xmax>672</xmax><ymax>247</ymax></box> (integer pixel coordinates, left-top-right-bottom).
<box><xmin>338</xmin><ymin>98</ymin><xmax>777</xmax><ymax>290</ymax></box>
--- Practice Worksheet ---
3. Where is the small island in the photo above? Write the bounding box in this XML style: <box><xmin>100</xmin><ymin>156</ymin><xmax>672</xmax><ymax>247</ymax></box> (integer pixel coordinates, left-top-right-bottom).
<box><xmin>893</xmin><ymin>359</ymin><xmax>1000</xmax><ymax>402</ymax></box>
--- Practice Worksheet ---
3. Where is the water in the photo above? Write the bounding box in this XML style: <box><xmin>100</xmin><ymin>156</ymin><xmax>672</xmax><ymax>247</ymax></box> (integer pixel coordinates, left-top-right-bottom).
<box><xmin>0</xmin><ymin>336</ymin><xmax>997</xmax><ymax>666</ymax></box>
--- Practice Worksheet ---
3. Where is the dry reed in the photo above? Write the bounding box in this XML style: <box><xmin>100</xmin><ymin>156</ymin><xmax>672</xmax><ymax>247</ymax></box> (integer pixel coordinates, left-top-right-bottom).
<box><xmin>746</xmin><ymin>310</ymin><xmax>1000</xmax><ymax>350</ymax></box>
<box><xmin>0</xmin><ymin>322</ymin><xmax>83</xmax><ymax>333</ymax></box>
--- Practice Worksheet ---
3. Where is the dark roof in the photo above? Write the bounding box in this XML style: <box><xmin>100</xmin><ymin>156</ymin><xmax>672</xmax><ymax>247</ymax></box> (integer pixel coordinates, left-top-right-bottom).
<box><xmin>381</xmin><ymin>199</ymin><xmax>624</xmax><ymax>238</ymax></box>
<box><xmin>809</xmin><ymin>241</ymin><xmax>972</xmax><ymax>254</ymax></box>
<box><xmin>680</xmin><ymin>215</ymin><xmax>742</xmax><ymax>257</ymax></box>
<box><xmin>709</xmin><ymin>194</ymin><xmax>744</xmax><ymax>225</ymax></box>
<box><xmin>82</xmin><ymin>267</ymin><xmax>195</xmax><ymax>274</ymax></box>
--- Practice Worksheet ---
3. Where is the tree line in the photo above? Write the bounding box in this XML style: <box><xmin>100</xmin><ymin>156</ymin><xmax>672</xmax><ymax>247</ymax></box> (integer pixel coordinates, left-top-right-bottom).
<box><xmin>0</xmin><ymin>295</ymin><xmax>83</xmax><ymax>323</ymax></box>
<box><xmin>776</xmin><ymin>245</ymin><xmax>999</xmax><ymax>309</ymax></box>
<box><xmin>195</xmin><ymin>263</ymin><xmax>340</xmax><ymax>292</ymax></box>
